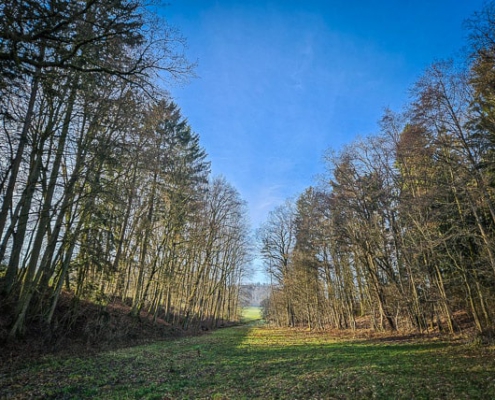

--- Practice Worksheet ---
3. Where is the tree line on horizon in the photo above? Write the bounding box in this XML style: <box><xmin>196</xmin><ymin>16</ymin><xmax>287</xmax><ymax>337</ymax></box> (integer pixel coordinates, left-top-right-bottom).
<box><xmin>0</xmin><ymin>0</ymin><xmax>252</xmax><ymax>339</ymax></box>
<box><xmin>258</xmin><ymin>2</ymin><xmax>495</xmax><ymax>334</ymax></box>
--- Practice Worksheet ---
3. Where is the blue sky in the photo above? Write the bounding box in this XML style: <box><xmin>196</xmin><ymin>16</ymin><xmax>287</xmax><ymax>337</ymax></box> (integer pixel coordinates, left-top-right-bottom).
<box><xmin>161</xmin><ymin>1</ymin><xmax>485</xmax><ymax>281</ymax></box>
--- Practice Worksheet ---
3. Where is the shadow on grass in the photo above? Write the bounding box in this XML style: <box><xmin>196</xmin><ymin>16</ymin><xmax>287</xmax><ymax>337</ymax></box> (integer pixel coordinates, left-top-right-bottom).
<box><xmin>0</xmin><ymin>322</ymin><xmax>256</xmax><ymax>399</ymax></box>
<box><xmin>1</xmin><ymin>324</ymin><xmax>495</xmax><ymax>399</ymax></box>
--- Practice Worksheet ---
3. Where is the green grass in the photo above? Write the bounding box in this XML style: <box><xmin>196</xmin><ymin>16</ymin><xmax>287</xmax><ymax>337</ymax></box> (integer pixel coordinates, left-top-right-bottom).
<box><xmin>241</xmin><ymin>306</ymin><xmax>262</xmax><ymax>323</ymax></box>
<box><xmin>2</xmin><ymin>325</ymin><xmax>495</xmax><ymax>399</ymax></box>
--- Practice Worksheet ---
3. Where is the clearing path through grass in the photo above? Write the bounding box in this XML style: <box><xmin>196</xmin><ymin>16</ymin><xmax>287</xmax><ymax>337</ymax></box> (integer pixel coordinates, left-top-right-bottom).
<box><xmin>1</xmin><ymin>323</ymin><xmax>495</xmax><ymax>399</ymax></box>
<box><xmin>240</xmin><ymin>306</ymin><xmax>262</xmax><ymax>324</ymax></box>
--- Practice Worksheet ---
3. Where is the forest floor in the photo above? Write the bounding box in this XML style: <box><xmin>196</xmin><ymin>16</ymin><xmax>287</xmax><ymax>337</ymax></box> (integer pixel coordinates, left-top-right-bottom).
<box><xmin>1</xmin><ymin>309</ymin><xmax>495</xmax><ymax>399</ymax></box>
<box><xmin>0</xmin><ymin>292</ymin><xmax>191</xmax><ymax>370</ymax></box>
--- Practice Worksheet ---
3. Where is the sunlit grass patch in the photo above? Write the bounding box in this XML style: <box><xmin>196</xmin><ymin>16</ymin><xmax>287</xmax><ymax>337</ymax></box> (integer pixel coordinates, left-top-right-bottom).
<box><xmin>240</xmin><ymin>306</ymin><xmax>262</xmax><ymax>323</ymax></box>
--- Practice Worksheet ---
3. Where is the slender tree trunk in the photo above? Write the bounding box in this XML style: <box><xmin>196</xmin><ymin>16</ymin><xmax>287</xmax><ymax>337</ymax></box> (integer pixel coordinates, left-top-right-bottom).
<box><xmin>0</xmin><ymin>56</ymin><xmax>44</xmax><ymax>269</ymax></box>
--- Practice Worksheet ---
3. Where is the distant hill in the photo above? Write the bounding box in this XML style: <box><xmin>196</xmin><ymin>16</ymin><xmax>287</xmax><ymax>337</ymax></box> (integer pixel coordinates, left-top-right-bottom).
<box><xmin>239</xmin><ymin>284</ymin><xmax>271</xmax><ymax>307</ymax></box>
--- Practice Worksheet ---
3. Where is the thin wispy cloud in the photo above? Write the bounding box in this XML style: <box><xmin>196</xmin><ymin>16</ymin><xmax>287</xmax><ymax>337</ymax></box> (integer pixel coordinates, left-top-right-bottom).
<box><xmin>165</xmin><ymin>0</ymin><xmax>485</xmax><ymax>282</ymax></box>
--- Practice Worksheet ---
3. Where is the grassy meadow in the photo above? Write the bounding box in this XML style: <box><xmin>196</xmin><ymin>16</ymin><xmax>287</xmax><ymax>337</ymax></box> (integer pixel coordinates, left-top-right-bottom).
<box><xmin>241</xmin><ymin>306</ymin><xmax>263</xmax><ymax>323</ymax></box>
<box><xmin>2</xmin><ymin>315</ymin><xmax>495</xmax><ymax>399</ymax></box>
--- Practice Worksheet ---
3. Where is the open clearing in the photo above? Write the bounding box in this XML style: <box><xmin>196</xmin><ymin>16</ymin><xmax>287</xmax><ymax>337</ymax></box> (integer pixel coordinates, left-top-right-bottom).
<box><xmin>1</xmin><ymin>322</ymin><xmax>495</xmax><ymax>399</ymax></box>
<box><xmin>240</xmin><ymin>306</ymin><xmax>262</xmax><ymax>323</ymax></box>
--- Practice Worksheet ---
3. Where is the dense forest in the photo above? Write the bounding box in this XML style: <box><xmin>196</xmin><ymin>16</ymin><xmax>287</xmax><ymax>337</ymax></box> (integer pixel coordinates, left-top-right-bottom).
<box><xmin>0</xmin><ymin>0</ymin><xmax>252</xmax><ymax>340</ymax></box>
<box><xmin>2</xmin><ymin>0</ymin><xmax>495</xmax><ymax>348</ymax></box>
<box><xmin>258</xmin><ymin>3</ymin><xmax>495</xmax><ymax>335</ymax></box>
